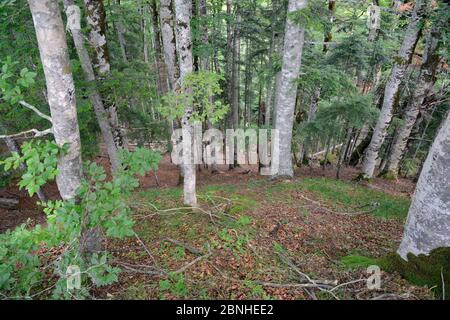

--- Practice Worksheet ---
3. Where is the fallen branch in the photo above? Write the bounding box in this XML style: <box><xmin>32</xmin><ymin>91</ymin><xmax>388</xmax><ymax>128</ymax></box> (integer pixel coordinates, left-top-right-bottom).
<box><xmin>161</xmin><ymin>237</ymin><xmax>204</xmax><ymax>256</ymax></box>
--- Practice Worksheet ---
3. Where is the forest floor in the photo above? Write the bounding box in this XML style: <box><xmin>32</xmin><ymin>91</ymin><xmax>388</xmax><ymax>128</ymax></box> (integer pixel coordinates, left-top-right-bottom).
<box><xmin>0</xmin><ymin>154</ymin><xmax>437</xmax><ymax>299</ymax></box>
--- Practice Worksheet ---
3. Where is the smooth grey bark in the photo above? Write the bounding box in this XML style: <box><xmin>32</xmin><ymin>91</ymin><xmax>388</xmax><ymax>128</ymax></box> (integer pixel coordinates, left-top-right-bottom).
<box><xmin>361</xmin><ymin>0</ymin><xmax>426</xmax><ymax>179</ymax></box>
<box><xmin>160</xmin><ymin>0</ymin><xmax>179</xmax><ymax>90</ymax></box>
<box><xmin>270</xmin><ymin>0</ymin><xmax>307</xmax><ymax>178</ymax></box>
<box><xmin>384</xmin><ymin>22</ymin><xmax>442</xmax><ymax>178</ymax></box>
<box><xmin>225</xmin><ymin>0</ymin><xmax>233</xmax><ymax>114</ymax></box>
<box><xmin>64</xmin><ymin>2</ymin><xmax>121</xmax><ymax>173</ymax></box>
<box><xmin>28</xmin><ymin>0</ymin><xmax>83</xmax><ymax>200</ymax></box>
<box><xmin>397</xmin><ymin>110</ymin><xmax>450</xmax><ymax>260</ymax></box>
<box><xmin>174</xmin><ymin>0</ymin><xmax>197</xmax><ymax>206</ymax></box>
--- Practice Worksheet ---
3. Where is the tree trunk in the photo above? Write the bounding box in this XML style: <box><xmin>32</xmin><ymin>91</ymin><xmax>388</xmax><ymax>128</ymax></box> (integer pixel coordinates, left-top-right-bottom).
<box><xmin>114</xmin><ymin>0</ymin><xmax>129</xmax><ymax>64</ymax></box>
<box><xmin>271</xmin><ymin>0</ymin><xmax>307</xmax><ymax>178</ymax></box>
<box><xmin>383</xmin><ymin>21</ymin><xmax>442</xmax><ymax>179</ymax></box>
<box><xmin>323</xmin><ymin>0</ymin><xmax>336</xmax><ymax>53</ymax></box>
<box><xmin>28</xmin><ymin>0</ymin><xmax>83</xmax><ymax>200</ymax></box>
<box><xmin>83</xmin><ymin>0</ymin><xmax>124</xmax><ymax>148</ymax></box>
<box><xmin>160</xmin><ymin>0</ymin><xmax>179</xmax><ymax>90</ymax></box>
<box><xmin>231</xmin><ymin>9</ymin><xmax>241</xmax><ymax>129</ymax></box>
<box><xmin>174</xmin><ymin>0</ymin><xmax>197</xmax><ymax>206</ymax></box>
<box><xmin>150</xmin><ymin>0</ymin><xmax>169</xmax><ymax>95</ymax></box>
<box><xmin>361</xmin><ymin>0</ymin><xmax>426</xmax><ymax>179</ymax></box>
<box><xmin>397</xmin><ymin>110</ymin><xmax>450</xmax><ymax>260</ymax></box>
<box><xmin>64</xmin><ymin>2</ymin><xmax>121</xmax><ymax>173</ymax></box>
<box><xmin>83</xmin><ymin>0</ymin><xmax>110</xmax><ymax>74</ymax></box>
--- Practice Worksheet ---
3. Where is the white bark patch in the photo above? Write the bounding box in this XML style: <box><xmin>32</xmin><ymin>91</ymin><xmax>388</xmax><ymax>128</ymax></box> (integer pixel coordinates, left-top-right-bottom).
<box><xmin>271</xmin><ymin>0</ymin><xmax>307</xmax><ymax>178</ymax></box>
<box><xmin>398</xmin><ymin>110</ymin><xmax>450</xmax><ymax>260</ymax></box>
<box><xmin>29</xmin><ymin>0</ymin><xmax>83</xmax><ymax>200</ymax></box>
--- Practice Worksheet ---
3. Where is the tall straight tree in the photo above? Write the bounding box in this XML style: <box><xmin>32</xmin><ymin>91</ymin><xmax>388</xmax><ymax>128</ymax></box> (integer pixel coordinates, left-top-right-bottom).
<box><xmin>83</xmin><ymin>0</ymin><xmax>110</xmax><ymax>74</ymax></box>
<box><xmin>361</xmin><ymin>0</ymin><xmax>427</xmax><ymax>179</ymax></box>
<box><xmin>160</xmin><ymin>0</ymin><xmax>179</xmax><ymax>90</ymax></box>
<box><xmin>174</xmin><ymin>0</ymin><xmax>197</xmax><ymax>206</ymax></box>
<box><xmin>28</xmin><ymin>0</ymin><xmax>83</xmax><ymax>200</ymax></box>
<box><xmin>83</xmin><ymin>0</ymin><xmax>124</xmax><ymax>148</ymax></box>
<box><xmin>383</xmin><ymin>20</ymin><xmax>443</xmax><ymax>178</ymax></box>
<box><xmin>150</xmin><ymin>0</ymin><xmax>169</xmax><ymax>95</ymax></box>
<box><xmin>64</xmin><ymin>1</ymin><xmax>121</xmax><ymax>173</ymax></box>
<box><xmin>397</xmin><ymin>109</ymin><xmax>450</xmax><ymax>260</ymax></box>
<box><xmin>271</xmin><ymin>0</ymin><xmax>307</xmax><ymax>178</ymax></box>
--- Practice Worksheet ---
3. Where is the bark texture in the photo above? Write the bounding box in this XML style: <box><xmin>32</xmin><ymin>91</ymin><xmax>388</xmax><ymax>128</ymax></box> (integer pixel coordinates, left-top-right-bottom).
<box><xmin>83</xmin><ymin>0</ymin><xmax>110</xmax><ymax>74</ymax></box>
<box><xmin>397</xmin><ymin>110</ymin><xmax>450</xmax><ymax>260</ymax></box>
<box><xmin>150</xmin><ymin>0</ymin><xmax>169</xmax><ymax>95</ymax></box>
<box><xmin>271</xmin><ymin>0</ymin><xmax>307</xmax><ymax>178</ymax></box>
<box><xmin>160</xmin><ymin>0</ymin><xmax>179</xmax><ymax>90</ymax></box>
<box><xmin>174</xmin><ymin>0</ymin><xmax>197</xmax><ymax>206</ymax></box>
<box><xmin>64</xmin><ymin>2</ymin><xmax>121</xmax><ymax>173</ymax></box>
<box><xmin>384</xmin><ymin>22</ymin><xmax>442</xmax><ymax>178</ymax></box>
<box><xmin>28</xmin><ymin>0</ymin><xmax>83</xmax><ymax>200</ymax></box>
<box><xmin>361</xmin><ymin>0</ymin><xmax>426</xmax><ymax>179</ymax></box>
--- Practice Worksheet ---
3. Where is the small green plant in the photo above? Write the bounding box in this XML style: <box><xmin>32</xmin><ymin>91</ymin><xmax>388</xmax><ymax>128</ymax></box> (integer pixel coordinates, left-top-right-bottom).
<box><xmin>243</xmin><ymin>280</ymin><xmax>272</xmax><ymax>300</ymax></box>
<box><xmin>1</xmin><ymin>140</ymin><xmax>65</xmax><ymax>196</ymax></box>
<box><xmin>159</xmin><ymin>272</ymin><xmax>188</xmax><ymax>298</ymax></box>
<box><xmin>340</xmin><ymin>255</ymin><xmax>379</xmax><ymax>270</ymax></box>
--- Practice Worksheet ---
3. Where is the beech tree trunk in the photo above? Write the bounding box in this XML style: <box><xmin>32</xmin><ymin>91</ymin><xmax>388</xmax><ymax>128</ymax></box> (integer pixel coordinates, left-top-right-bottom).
<box><xmin>383</xmin><ymin>21</ymin><xmax>442</xmax><ymax>178</ymax></box>
<box><xmin>64</xmin><ymin>1</ymin><xmax>121</xmax><ymax>173</ymax></box>
<box><xmin>160</xmin><ymin>0</ymin><xmax>179</xmax><ymax>90</ymax></box>
<box><xmin>174</xmin><ymin>0</ymin><xmax>197</xmax><ymax>206</ymax></box>
<box><xmin>271</xmin><ymin>0</ymin><xmax>307</xmax><ymax>178</ymax></box>
<box><xmin>83</xmin><ymin>0</ymin><xmax>124</xmax><ymax>148</ymax></box>
<box><xmin>361</xmin><ymin>0</ymin><xmax>426</xmax><ymax>179</ymax></box>
<box><xmin>28</xmin><ymin>0</ymin><xmax>83</xmax><ymax>200</ymax></box>
<box><xmin>83</xmin><ymin>0</ymin><xmax>110</xmax><ymax>74</ymax></box>
<box><xmin>150</xmin><ymin>0</ymin><xmax>169</xmax><ymax>95</ymax></box>
<box><xmin>397</xmin><ymin>110</ymin><xmax>450</xmax><ymax>260</ymax></box>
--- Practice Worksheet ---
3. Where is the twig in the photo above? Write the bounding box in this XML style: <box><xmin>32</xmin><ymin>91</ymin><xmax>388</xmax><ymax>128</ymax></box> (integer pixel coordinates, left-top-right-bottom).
<box><xmin>161</xmin><ymin>237</ymin><xmax>204</xmax><ymax>256</ymax></box>
<box><xmin>19</xmin><ymin>100</ymin><xmax>52</xmax><ymax>123</ymax></box>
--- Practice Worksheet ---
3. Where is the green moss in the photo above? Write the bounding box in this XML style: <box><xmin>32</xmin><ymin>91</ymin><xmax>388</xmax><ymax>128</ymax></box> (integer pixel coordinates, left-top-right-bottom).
<box><xmin>298</xmin><ymin>178</ymin><xmax>410</xmax><ymax>219</ymax></box>
<box><xmin>380</xmin><ymin>248</ymin><xmax>450</xmax><ymax>299</ymax></box>
<box><xmin>340</xmin><ymin>254</ymin><xmax>380</xmax><ymax>270</ymax></box>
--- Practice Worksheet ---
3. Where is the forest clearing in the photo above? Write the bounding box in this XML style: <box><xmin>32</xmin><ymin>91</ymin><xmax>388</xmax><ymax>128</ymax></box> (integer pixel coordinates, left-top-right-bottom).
<box><xmin>0</xmin><ymin>0</ymin><xmax>449</xmax><ymax>303</ymax></box>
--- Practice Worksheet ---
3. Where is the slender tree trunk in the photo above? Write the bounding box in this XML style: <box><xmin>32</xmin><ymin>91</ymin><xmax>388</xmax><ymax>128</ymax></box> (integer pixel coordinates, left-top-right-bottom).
<box><xmin>150</xmin><ymin>0</ymin><xmax>169</xmax><ymax>95</ymax></box>
<box><xmin>83</xmin><ymin>0</ymin><xmax>124</xmax><ymax>148</ymax></box>
<box><xmin>83</xmin><ymin>0</ymin><xmax>111</xmax><ymax>74</ymax></box>
<box><xmin>361</xmin><ymin>0</ymin><xmax>426</xmax><ymax>179</ymax></box>
<box><xmin>28</xmin><ymin>0</ymin><xmax>83</xmax><ymax>200</ymax></box>
<box><xmin>397</xmin><ymin>110</ymin><xmax>450</xmax><ymax>260</ymax></box>
<box><xmin>114</xmin><ymin>0</ymin><xmax>129</xmax><ymax>63</ymax></box>
<box><xmin>323</xmin><ymin>0</ymin><xmax>336</xmax><ymax>53</ymax></box>
<box><xmin>160</xmin><ymin>0</ymin><xmax>179</xmax><ymax>90</ymax></box>
<box><xmin>174</xmin><ymin>0</ymin><xmax>197</xmax><ymax>206</ymax></box>
<box><xmin>271</xmin><ymin>0</ymin><xmax>307</xmax><ymax>178</ymax></box>
<box><xmin>231</xmin><ymin>9</ymin><xmax>241</xmax><ymax>129</ymax></box>
<box><xmin>383</xmin><ymin>22</ymin><xmax>442</xmax><ymax>178</ymax></box>
<box><xmin>64</xmin><ymin>2</ymin><xmax>121</xmax><ymax>173</ymax></box>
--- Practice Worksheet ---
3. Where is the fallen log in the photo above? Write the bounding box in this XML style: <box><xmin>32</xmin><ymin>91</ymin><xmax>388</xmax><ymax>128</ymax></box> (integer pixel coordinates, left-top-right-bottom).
<box><xmin>0</xmin><ymin>197</ymin><xmax>19</xmax><ymax>210</ymax></box>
